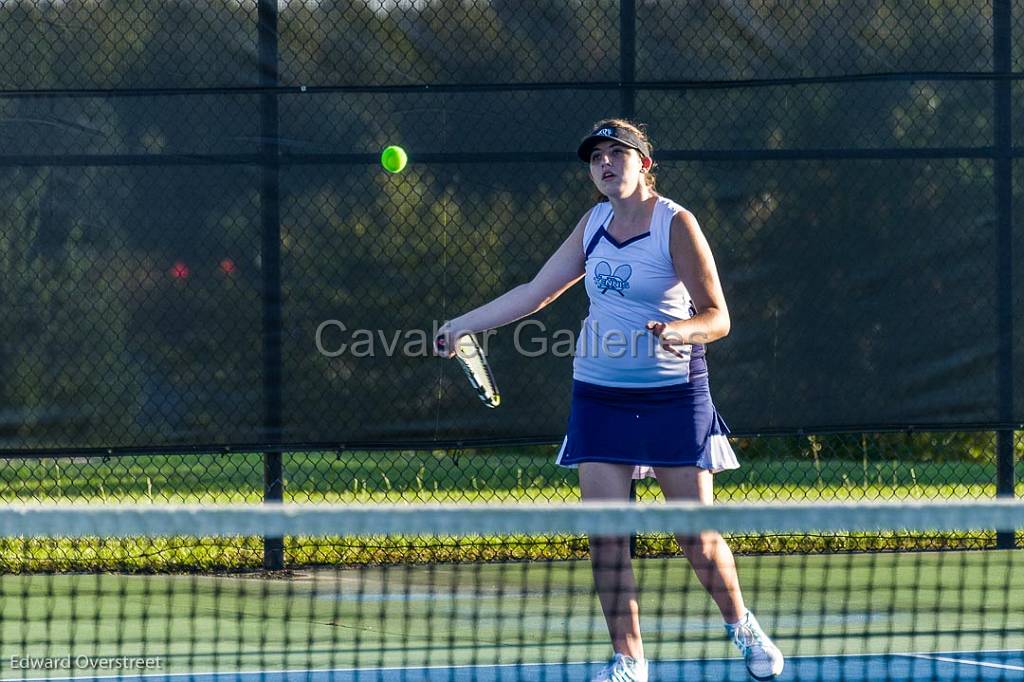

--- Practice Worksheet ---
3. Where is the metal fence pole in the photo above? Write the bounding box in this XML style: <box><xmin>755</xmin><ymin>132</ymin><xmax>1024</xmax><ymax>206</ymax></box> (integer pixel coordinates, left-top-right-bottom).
<box><xmin>619</xmin><ymin>0</ymin><xmax>636</xmax><ymax>119</ymax></box>
<box><xmin>996</xmin><ymin>432</ymin><xmax>1016</xmax><ymax>549</ymax></box>
<box><xmin>993</xmin><ymin>0</ymin><xmax>1016</xmax><ymax>550</ymax></box>
<box><xmin>620</xmin><ymin>0</ymin><xmax>639</xmax><ymax>558</ymax></box>
<box><xmin>259</xmin><ymin>0</ymin><xmax>285</xmax><ymax>569</ymax></box>
<box><xmin>628</xmin><ymin>479</ymin><xmax>638</xmax><ymax>558</ymax></box>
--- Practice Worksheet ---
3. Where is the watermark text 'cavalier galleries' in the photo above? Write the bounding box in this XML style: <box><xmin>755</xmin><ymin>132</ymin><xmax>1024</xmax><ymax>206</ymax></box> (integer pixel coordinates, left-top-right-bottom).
<box><xmin>315</xmin><ymin>319</ymin><xmax>707</xmax><ymax>359</ymax></box>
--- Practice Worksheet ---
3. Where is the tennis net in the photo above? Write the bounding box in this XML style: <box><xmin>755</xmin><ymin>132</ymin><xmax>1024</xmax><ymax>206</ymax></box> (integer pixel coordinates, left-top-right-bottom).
<box><xmin>0</xmin><ymin>501</ymin><xmax>1021</xmax><ymax>681</ymax></box>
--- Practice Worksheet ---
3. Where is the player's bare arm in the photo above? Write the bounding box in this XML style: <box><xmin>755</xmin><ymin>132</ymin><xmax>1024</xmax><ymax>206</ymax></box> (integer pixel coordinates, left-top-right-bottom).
<box><xmin>646</xmin><ymin>210</ymin><xmax>730</xmax><ymax>347</ymax></box>
<box><xmin>435</xmin><ymin>211</ymin><xmax>589</xmax><ymax>355</ymax></box>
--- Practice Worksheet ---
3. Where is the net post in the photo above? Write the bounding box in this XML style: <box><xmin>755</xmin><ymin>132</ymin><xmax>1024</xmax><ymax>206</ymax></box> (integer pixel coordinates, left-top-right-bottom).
<box><xmin>993</xmin><ymin>0</ymin><xmax>1015</xmax><ymax>550</ymax></box>
<box><xmin>259</xmin><ymin>0</ymin><xmax>285</xmax><ymax>570</ymax></box>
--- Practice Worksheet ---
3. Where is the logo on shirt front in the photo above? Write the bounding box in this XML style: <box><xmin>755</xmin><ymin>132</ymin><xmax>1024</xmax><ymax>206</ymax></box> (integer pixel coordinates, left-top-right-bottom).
<box><xmin>594</xmin><ymin>261</ymin><xmax>632</xmax><ymax>296</ymax></box>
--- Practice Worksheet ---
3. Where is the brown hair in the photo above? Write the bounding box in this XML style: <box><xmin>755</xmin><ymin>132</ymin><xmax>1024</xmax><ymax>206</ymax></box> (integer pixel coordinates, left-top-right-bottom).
<box><xmin>588</xmin><ymin>118</ymin><xmax>657</xmax><ymax>201</ymax></box>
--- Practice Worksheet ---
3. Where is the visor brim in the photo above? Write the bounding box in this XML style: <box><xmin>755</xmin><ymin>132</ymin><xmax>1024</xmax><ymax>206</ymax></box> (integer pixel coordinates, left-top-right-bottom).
<box><xmin>576</xmin><ymin>134</ymin><xmax>649</xmax><ymax>162</ymax></box>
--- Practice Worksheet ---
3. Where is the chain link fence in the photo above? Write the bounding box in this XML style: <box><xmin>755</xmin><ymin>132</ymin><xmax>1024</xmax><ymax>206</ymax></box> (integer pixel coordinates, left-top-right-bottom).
<box><xmin>0</xmin><ymin>1</ymin><xmax>1021</xmax><ymax>567</ymax></box>
<box><xmin>2</xmin><ymin>430</ymin><xmax>1021</xmax><ymax>570</ymax></box>
<box><xmin>3</xmin><ymin>432</ymin><xmax>1019</xmax><ymax>506</ymax></box>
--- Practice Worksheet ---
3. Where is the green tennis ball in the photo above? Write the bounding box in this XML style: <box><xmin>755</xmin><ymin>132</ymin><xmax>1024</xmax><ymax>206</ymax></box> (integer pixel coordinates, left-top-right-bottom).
<box><xmin>380</xmin><ymin>145</ymin><xmax>408</xmax><ymax>173</ymax></box>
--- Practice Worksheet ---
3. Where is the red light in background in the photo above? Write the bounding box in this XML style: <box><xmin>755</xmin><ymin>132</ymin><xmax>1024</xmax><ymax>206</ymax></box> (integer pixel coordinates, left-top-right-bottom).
<box><xmin>219</xmin><ymin>258</ymin><xmax>236</xmax><ymax>274</ymax></box>
<box><xmin>170</xmin><ymin>261</ymin><xmax>190</xmax><ymax>279</ymax></box>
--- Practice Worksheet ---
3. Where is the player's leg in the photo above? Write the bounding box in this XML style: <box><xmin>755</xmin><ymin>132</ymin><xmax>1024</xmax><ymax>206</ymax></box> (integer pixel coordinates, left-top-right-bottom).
<box><xmin>653</xmin><ymin>466</ymin><xmax>745</xmax><ymax>620</ymax></box>
<box><xmin>655</xmin><ymin>465</ymin><xmax>784</xmax><ymax>680</ymax></box>
<box><xmin>580</xmin><ymin>462</ymin><xmax>645</xmax><ymax>663</ymax></box>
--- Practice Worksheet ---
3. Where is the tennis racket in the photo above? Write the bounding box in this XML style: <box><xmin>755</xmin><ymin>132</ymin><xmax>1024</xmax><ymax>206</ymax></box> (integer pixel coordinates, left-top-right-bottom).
<box><xmin>437</xmin><ymin>333</ymin><xmax>501</xmax><ymax>408</ymax></box>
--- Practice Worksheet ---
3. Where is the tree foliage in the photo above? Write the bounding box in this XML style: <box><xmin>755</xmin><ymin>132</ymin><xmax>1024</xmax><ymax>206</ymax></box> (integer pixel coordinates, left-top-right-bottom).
<box><xmin>0</xmin><ymin>0</ymin><xmax>1016</xmax><ymax>448</ymax></box>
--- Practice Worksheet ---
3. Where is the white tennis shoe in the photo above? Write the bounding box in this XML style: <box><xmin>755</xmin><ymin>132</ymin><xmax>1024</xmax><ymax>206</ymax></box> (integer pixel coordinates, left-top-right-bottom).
<box><xmin>726</xmin><ymin>611</ymin><xmax>785</xmax><ymax>680</ymax></box>
<box><xmin>591</xmin><ymin>653</ymin><xmax>649</xmax><ymax>682</ymax></box>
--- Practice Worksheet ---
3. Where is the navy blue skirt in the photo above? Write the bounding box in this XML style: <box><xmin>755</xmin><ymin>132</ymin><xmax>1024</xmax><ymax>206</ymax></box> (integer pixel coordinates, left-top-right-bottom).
<box><xmin>556</xmin><ymin>378</ymin><xmax>739</xmax><ymax>474</ymax></box>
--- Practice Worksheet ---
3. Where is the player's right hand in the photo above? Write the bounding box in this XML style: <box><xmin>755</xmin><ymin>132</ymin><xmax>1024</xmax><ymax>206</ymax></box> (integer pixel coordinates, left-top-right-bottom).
<box><xmin>434</xmin><ymin>322</ymin><xmax>458</xmax><ymax>358</ymax></box>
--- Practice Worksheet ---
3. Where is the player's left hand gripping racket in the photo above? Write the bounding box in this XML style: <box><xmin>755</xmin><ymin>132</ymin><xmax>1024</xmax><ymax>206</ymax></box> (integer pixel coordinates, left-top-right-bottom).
<box><xmin>436</xmin><ymin>333</ymin><xmax>501</xmax><ymax>408</ymax></box>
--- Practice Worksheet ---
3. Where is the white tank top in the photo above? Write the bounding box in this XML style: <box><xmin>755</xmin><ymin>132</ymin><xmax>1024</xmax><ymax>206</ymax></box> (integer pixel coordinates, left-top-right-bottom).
<box><xmin>572</xmin><ymin>196</ymin><xmax>707</xmax><ymax>387</ymax></box>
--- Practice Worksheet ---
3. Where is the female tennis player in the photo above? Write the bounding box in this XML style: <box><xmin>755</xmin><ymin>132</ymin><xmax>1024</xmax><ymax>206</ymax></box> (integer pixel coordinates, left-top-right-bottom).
<box><xmin>435</xmin><ymin>119</ymin><xmax>784</xmax><ymax>681</ymax></box>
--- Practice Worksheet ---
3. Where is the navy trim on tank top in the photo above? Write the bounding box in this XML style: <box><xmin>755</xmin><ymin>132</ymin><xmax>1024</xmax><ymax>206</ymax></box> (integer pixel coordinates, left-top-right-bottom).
<box><xmin>584</xmin><ymin>212</ymin><xmax>652</xmax><ymax>259</ymax></box>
